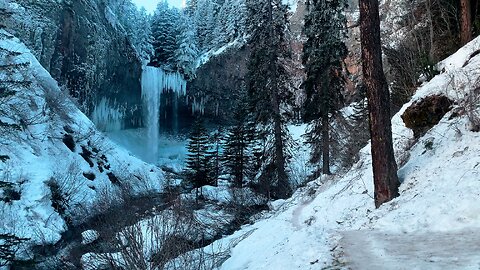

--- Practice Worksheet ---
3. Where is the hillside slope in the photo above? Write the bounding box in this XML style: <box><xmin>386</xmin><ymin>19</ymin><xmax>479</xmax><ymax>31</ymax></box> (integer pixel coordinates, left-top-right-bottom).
<box><xmin>0</xmin><ymin>30</ymin><xmax>164</xmax><ymax>250</ymax></box>
<box><xmin>199</xmin><ymin>36</ymin><xmax>480</xmax><ymax>270</ymax></box>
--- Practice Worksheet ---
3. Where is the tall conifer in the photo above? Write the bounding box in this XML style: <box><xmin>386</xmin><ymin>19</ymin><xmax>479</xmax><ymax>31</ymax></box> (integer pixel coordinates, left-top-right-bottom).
<box><xmin>302</xmin><ymin>0</ymin><xmax>348</xmax><ymax>175</ymax></box>
<box><xmin>245</xmin><ymin>0</ymin><xmax>293</xmax><ymax>199</ymax></box>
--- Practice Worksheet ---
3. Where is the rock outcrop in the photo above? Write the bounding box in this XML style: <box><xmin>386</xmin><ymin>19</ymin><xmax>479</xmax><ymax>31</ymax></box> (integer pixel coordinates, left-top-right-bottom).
<box><xmin>4</xmin><ymin>0</ymin><xmax>143</xmax><ymax>128</ymax></box>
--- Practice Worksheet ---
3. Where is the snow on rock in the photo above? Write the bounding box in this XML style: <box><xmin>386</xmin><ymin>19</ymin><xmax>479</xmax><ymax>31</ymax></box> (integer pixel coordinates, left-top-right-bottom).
<box><xmin>195</xmin><ymin>32</ymin><xmax>480</xmax><ymax>269</ymax></box>
<box><xmin>0</xmin><ymin>30</ymin><xmax>164</xmax><ymax>247</ymax></box>
<box><xmin>81</xmin><ymin>230</ymin><xmax>100</xmax><ymax>245</ymax></box>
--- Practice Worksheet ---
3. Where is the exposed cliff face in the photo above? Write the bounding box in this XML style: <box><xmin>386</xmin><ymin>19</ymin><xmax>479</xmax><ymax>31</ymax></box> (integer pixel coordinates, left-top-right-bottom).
<box><xmin>188</xmin><ymin>45</ymin><xmax>250</xmax><ymax>124</ymax></box>
<box><xmin>4</xmin><ymin>0</ymin><xmax>142</xmax><ymax>128</ymax></box>
<box><xmin>188</xmin><ymin>1</ymin><xmax>307</xmax><ymax>124</ymax></box>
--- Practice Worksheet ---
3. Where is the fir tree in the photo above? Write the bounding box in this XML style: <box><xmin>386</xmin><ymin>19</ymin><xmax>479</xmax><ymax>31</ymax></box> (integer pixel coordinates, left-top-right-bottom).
<box><xmin>194</xmin><ymin>0</ymin><xmax>216</xmax><ymax>51</ymax></box>
<box><xmin>0</xmin><ymin>45</ymin><xmax>26</xmax><ymax>133</ymax></box>
<box><xmin>223</xmin><ymin>105</ymin><xmax>255</xmax><ymax>188</ymax></box>
<box><xmin>185</xmin><ymin>0</ymin><xmax>199</xmax><ymax>16</ymax></box>
<box><xmin>302</xmin><ymin>0</ymin><xmax>348</xmax><ymax>175</ymax></box>
<box><xmin>245</xmin><ymin>0</ymin><xmax>293</xmax><ymax>199</ymax></box>
<box><xmin>211</xmin><ymin>0</ymin><xmax>247</xmax><ymax>48</ymax></box>
<box><xmin>174</xmin><ymin>16</ymin><xmax>199</xmax><ymax>79</ymax></box>
<box><xmin>185</xmin><ymin>119</ymin><xmax>212</xmax><ymax>202</ymax></box>
<box><xmin>359</xmin><ymin>0</ymin><xmax>400</xmax><ymax>207</ymax></box>
<box><xmin>151</xmin><ymin>1</ymin><xmax>182</xmax><ymax>66</ymax></box>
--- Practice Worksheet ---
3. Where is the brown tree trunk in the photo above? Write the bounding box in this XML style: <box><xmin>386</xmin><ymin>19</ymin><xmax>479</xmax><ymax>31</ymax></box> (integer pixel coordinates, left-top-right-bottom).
<box><xmin>359</xmin><ymin>0</ymin><xmax>400</xmax><ymax>208</ymax></box>
<box><xmin>268</xmin><ymin>0</ymin><xmax>290</xmax><ymax>199</ymax></box>
<box><xmin>460</xmin><ymin>0</ymin><xmax>472</xmax><ymax>45</ymax></box>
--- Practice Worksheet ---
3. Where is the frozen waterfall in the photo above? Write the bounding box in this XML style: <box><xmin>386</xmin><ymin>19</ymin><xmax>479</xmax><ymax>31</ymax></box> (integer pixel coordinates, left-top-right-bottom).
<box><xmin>91</xmin><ymin>98</ymin><xmax>125</xmax><ymax>132</ymax></box>
<box><xmin>141</xmin><ymin>66</ymin><xmax>187</xmax><ymax>163</ymax></box>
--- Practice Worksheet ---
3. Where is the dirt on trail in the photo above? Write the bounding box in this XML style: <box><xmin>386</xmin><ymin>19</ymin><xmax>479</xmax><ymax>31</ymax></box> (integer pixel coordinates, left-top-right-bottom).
<box><xmin>340</xmin><ymin>229</ymin><xmax>480</xmax><ymax>269</ymax></box>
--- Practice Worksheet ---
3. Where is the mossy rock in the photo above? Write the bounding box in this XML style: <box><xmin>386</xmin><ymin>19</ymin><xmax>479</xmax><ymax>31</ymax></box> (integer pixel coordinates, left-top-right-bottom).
<box><xmin>402</xmin><ymin>95</ymin><xmax>453</xmax><ymax>138</ymax></box>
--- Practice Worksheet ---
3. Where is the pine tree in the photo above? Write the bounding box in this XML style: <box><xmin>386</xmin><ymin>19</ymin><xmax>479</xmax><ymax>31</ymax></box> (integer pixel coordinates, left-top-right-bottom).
<box><xmin>151</xmin><ymin>1</ymin><xmax>182</xmax><ymax>66</ymax></box>
<box><xmin>359</xmin><ymin>0</ymin><xmax>400</xmax><ymax>208</ymax></box>
<box><xmin>174</xmin><ymin>16</ymin><xmax>199</xmax><ymax>79</ymax></box>
<box><xmin>302</xmin><ymin>0</ymin><xmax>348</xmax><ymax>175</ymax></box>
<box><xmin>185</xmin><ymin>0</ymin><xmax>199</xmax><ymax>15</ymax></box>
<box><xmin>185</xmin><ymin>119</ymin><xmax>212</xmax><ymax>202</ymax></box>
<box><xmin>211</xmin><ymin>0</ymin><xmax>232</xmax><ymax>46</ymax></box>
<box><xmin>0</xmin><ymin>45</ymin><xmax>26</xmax><ymax>133</ymax></box>
<box><xmin>245</xmin><ymin>0</ymin><xmax>293</xmax><ymax>199</ymax></box>
<box><xmin>223</xmin><ymin>105</ymin><xmax>255</xmax><ymax>188</ymax></box>
<box><xmin>135</xmin><ymin>7</ymin><xmax>154</xmax><ymax>60</ymax></box>
<box><xmin>211</xmin><ymin>0</ymin><xmax>248</xmax><ymax>48</ymax></box>
<box><xmin>194</xmin><ymin>0</ymin><xmax>217</xmax><ymax>51</ymax></box>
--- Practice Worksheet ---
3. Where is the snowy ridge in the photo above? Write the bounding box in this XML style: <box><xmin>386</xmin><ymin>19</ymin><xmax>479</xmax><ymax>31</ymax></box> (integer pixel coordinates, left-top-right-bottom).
<box><xmin>0</xmin><ymin>30</ymin><xmax>164</xmax><ymax>247</ymax></box>
<box><xmin>195</xmin><ymin>36</ymin><xmax>480</xmax><ymax>269</ymax></box>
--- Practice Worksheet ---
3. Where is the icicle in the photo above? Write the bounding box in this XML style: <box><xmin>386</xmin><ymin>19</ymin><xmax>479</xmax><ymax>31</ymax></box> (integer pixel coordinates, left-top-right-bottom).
<box><xmin>190</xmin><ymin>95</ymin><xmax>208</xmax><ymax>115</ymax></box>
<box><xmin>141</xmin><ymin>66</ymin><xmax>187</xmax><ymax>163</ymax></box>
<box><xmin>91</xmin><ymin>98</ymin><xmax>124</xmax><ymax>132</ymax></box>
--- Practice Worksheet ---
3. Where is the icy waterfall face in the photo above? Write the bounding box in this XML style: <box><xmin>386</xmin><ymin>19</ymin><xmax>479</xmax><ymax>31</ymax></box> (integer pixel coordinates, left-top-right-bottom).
<box><xmin>141</xmin><ymin>66</ymin><xmax>187</xmax><ymax>163</ymax></box>
<box><xmin>91</xmin><ymin>98</ymin><xmax>125</xmax><ymax>132</ymax></box>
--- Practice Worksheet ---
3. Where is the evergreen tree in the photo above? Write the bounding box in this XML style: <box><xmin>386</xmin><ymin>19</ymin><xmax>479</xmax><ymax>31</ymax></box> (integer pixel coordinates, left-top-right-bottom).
<box><xmin>135</xmin><ymin>7</ymin><xmax>154</xmax><ymax>60</ymax></box>
<box><xmin>211</xmin><ymin>0</ymin><xmax>232</xmax><ymax>46</ymax></box>
<box><xmin>211</xmin><ymin>0</ymin><xmax>247</xmax><ymax>47</ymax></box>
<box><xmin>302</xmin><ymin>0</ymin><xmax>348</xmax><ymax>175</ymax></box>
<box><xmin>185</xmin><ymin>119</ymin><xmax>212</xmax><ymax>202</ymax></box>
<box><xmin>359</xmin><ymin>0</ymin><xmax>400</xmax><ymax>207</ymax></box>
<box><xmin>151</xmin><ymin>1</ymin><xmax>182</xmax><ymax>66</ymax></box>
<box><xmin>245</xmin><ymin>0</ymin><xmax>293</xmax><ymax>199</ymax></box>
<box><xmin>106</xmin><ymin>1</ymin><xmax>153</xmax><ymax>60</ymax></box>
<box><xmin>185</xmin><ymin>0</ymin><xmax>199</xmax><ymax>16</ymax></box>
<box><xmin>0</xmin><ymin>47</ymin><xmax>26</xmax><ymax>133</ymax></box>
<box><xmin>174</xmin><ymin>16</ymin><xmax>199</xmax><ymax>79</ymax></box>
<box><xmin>223</xmin><ymin>105</ymin><xmax>255</xmax><ymax>188</ymax></box>
<box><xmin>194</xmin><ymin>0</ymin><xmax>217</xmax><ymax>51</ymax></box>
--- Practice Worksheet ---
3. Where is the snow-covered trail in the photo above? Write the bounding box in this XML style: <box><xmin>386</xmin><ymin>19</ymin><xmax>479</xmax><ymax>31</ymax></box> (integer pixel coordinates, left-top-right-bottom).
<box><xmin>340</xmin><ymin>229</ymin><xmax>480</xmax><ymax>269</ymax></box>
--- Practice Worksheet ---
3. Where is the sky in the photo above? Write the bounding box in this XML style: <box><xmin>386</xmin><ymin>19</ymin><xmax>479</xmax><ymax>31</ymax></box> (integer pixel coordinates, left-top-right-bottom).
<box><xmin>131</xmin><ymin>0</ymin><xmax>185</xmax><ymax>13</ymax></box>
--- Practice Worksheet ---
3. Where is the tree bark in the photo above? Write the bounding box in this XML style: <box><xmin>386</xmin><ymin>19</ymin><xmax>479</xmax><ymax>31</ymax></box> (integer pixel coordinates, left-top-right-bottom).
<box><xmin>359</xmin><ymin>0</ymin><xmax>400</xmax><ymax>208</ymax></box>
<box><xmin>460</xmin><ymin>0</ymin><xmax>472</xmax><ymax>45</ymax></box>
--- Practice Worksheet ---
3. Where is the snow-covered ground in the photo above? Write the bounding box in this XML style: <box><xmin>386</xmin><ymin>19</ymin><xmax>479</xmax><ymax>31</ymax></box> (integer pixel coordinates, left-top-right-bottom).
<box><xmin>190</xmin><ymin>35</ymin><xmax>480</xmax><ymax>270</ymax></box>
<box><xmin>0</xmin><ymin>30</ymin><xmax>165</xmax><ymax>248</ymax></box>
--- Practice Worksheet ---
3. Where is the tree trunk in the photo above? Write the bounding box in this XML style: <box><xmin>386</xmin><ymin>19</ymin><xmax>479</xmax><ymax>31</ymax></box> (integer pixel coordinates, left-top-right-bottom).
<box><xmin>359</xmin><ymin>0</ymin><xmax>400</xmax><ymax>208</ymax></box>
<box><xmin>268</xmin><ymin>0</ymin><xmax>290</xmax><ymax>199</ymax></box>
<box><xmin>460</xmin><ymin>0</ymin><xmax>472</xmax><ymax>45</ymax></box>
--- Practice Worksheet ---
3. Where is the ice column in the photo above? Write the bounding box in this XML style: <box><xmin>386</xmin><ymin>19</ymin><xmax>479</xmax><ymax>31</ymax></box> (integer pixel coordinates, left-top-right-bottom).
<box><xmin>141</xmin><ymin>66</ymin><xmax>186</xmax><ymax>163</ymax></box>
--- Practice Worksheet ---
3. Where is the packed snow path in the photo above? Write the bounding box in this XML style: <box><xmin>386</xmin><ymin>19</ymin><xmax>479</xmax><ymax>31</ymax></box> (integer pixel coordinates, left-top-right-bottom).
<box><xmin>340</xmin><ymin>229</ymin><xmax>480</xmax><ymax>269</ymax></box>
